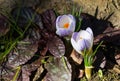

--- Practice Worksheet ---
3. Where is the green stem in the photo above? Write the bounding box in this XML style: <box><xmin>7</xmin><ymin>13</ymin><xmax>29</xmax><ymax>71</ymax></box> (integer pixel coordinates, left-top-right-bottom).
<box><xmin>12</xmin><ymin>66</ymin><xmax>21</xmax><ymax>81</ymax></box>
<box><xmin>62</xmin><ymin>56</ymin><xmax>70</xmax><ymax>73</ymax></box>
<box><xmin>85</xmin><ymin>66</ymin><xmax>93</xmax><ymax>80</ymax></box>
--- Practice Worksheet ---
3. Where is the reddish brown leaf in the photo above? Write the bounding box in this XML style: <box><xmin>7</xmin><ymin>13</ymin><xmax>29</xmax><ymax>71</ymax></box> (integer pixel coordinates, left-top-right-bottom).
<box><xmin>47</xmin><ymin>36</ymin><xmax>65</xmax><ymax>58</ymax></box>
<box><xmin>11</xmin><ymin>7</ymin><xmax>43</xmax><ymax>30</ymax></box>
<box><xmin>38</xmin><ymin>39</ymin><xmax>48</xmax><ymax>56</ymax></box>
<box><xmin>0</xmin><ymin>66</ymin><xmax>21</xmax><ymax>81</ymax></box>
<box><xmin>41</xmin><ymin>9</ymin><xmax>56</xmax><ymax>33</ymax></box>
<box><xmin>21</xmin><ymin>56</ymin><xmax>44</xmax><ymax>81</ymax></box>
<box><xmin>44</xmin><ymin>57</ymin><xmax>72</xmax><ymax>81</ymax></box>
<box><xmin>6</xmin><ymin>40</ymin><xmax>38</xmax><ymax>68</ymax></box>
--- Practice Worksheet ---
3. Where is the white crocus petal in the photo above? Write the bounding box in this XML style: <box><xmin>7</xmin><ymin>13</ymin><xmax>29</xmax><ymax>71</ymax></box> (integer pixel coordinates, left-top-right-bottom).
<box><xmin>68</xmin><ymin>15</ymin><xmax>76</xmax><ymax>32</ymax></box>
<box><xmin>71</xmin><ymin>32</ymin><xmax>85</xmax><ymax>55</ymax></box>
<box><xmin>68</xmin><ymin>14</ymin><xmax>76</xmax><ymax>29</ymax></box>
<box><xmin>56</xmin><ymin>16</ymin><xmax>62</xmax><ymax>29</ymax></box>
<box><xmin>55</xmin><ymin>14</ymin><xmax>76</xmax><ymax>37</ymax></box>
<box><xmin>86</xmin><ymin>27</ymin><xmax>94</xmax><ymax>46</ymax></box>
<box><xmin>58</xmin><ymin>15</ymin><xmax>71</xmax><ymax>28</ymax></box>
<box><xmin>77</xmin><ymin>39</ymin><xmax>87</xmax><ymax>54</ymax></box>
<box><xmin>71</xmin><ymin>37</ymin><xmax>81</xmax><ymax>54</ymax></box>
<box><xmin>86</xmin><ymin>27</ymin><xmax>94</xmax><ymax>48</ymax></box>
<box><xmin>86</xmin><ymin>27</ymin><xmax>93</xmax><ymax>37</ymax></box>
<box><xmin>71</xmin><ymin>27</ymin><xmax>94</xmax><ymax>55</ymax></box>
<box><xmin>71</xmin><ymin>32</ymin><xmax>80</xmax><ymax>53</ymax></box>
<box><xmin>77</xmin><ymin>30</ymin><xmax>91</xmax><ymax>40</ymax></box>
<box><xmin>78</xmin><ymin>29</ymin><xmax>93</xmax><ymax>48</ymax></box>
<box><xmin>56</xmin><ymin>28</ymin><xmax>72</xmax><ymax>36</ymax></box>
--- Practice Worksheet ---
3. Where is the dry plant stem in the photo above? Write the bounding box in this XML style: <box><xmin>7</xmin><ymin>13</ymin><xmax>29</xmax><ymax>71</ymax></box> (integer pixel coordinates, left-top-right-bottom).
<box><xmin>33</xmin><ymin>66</ymin><xmax>44</xmax><ymax>81</ymax></box>
<box><xmin>12</xmin><ymin>66</ymin><xmax>21</xmax><ymax>81</ymax></box>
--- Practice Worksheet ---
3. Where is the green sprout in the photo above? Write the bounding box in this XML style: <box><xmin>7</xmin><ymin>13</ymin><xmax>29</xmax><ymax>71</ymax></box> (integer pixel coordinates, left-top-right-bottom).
<box><xmin>84</xmin><ymin>41</ymin><xmax>103</xmax><ymax>79</ymax></box>
<box><xmin>0</xmin><ymin>7</ymin><xmax>36</xmax><ymax>62</ymax></box>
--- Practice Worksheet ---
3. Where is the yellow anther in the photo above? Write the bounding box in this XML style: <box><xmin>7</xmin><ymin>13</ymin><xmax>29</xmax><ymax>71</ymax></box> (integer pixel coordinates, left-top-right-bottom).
<box><xmin>80</xmin><ymin>37</ymin><xmax>83</xmax><ymax>39</ymax></box>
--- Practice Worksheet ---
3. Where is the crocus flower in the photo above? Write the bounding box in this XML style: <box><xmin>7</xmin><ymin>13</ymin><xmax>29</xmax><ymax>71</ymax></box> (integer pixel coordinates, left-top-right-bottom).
<box><xmin>56</xmin><ymin>14</ymin><xmax>76</xmax><ymax>37</ymax></box>
<box><xmin>71</xmin><ymin>27</ymin><xmax>93</xmax><ymax>55</ymax></box>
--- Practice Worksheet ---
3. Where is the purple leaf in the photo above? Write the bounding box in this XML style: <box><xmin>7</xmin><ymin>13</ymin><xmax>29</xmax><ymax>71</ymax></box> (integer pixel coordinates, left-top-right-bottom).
<box><xmin>41</xmin><ymin>9</ymin><xmax>56</xmax><ymax>33</ymax></box>
<box><xmin>0</xmin><ymin>66</ymin><xmax>21</xmax><ymax>80</ymax></box>
<box><xmin>11</xmin><ymin>7</ymin><xmax>43</xmax><ymax>30</ymax></box>
<box><xmin>6</xmin><ymin>39</ymin><xmax>38</xmax><ymax>68</ymax></box>
<box><xmin>47</xmin><ymin>36</ymin><xmax>65</xmax><ymax>58</ymax></box>
<box><xmin>5</xmin><ymin>25</ymin><xmax>42</xmax><ymax>68</ymax></box>
<box><xmin>21</xmin><ymin>56</ymin><xmax>44</xmax><ymax>81</ymax></box>
<box><xmin>44</xmin><ymin>57</ymin><xmax>72</xmax><ymax>81</ymax></box>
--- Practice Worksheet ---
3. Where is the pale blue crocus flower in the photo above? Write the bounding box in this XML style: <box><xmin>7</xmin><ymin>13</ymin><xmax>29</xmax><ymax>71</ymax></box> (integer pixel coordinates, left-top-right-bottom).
<box><xmin>56</xmin><ymin>14</ymin><xmax>76</xmax><ymax>37</ymax></box>
<box><xmin>71</xmin><ymin>27</ymin><xmax>93</xmax><ymax>55</ymax></box>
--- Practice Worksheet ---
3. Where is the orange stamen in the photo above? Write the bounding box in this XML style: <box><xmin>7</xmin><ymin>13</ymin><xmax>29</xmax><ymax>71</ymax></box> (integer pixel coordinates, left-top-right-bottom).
<box><xmin>63</xmin><ymin>23</ymin><xmax>69</xmax><ymax>29</ymax></box>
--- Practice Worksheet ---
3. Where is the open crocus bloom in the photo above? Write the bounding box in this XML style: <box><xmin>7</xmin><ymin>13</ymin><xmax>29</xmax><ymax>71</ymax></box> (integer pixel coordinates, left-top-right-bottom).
<box><xmin>71</xmin><ymin>27</ymin><xmax>93</xmax><ymax>55</ymax></box>
<box><xmin>56</xmin><ymin>14</ymin><xmax>76</xmax><ymax>37</ymax></box>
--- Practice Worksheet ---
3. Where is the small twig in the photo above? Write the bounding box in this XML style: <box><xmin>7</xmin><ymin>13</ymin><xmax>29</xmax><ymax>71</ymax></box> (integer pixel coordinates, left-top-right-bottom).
<box><xmin>33</xmin><ymin>66</ymin><xmax>44</xmax><ymax>81</ymax></box>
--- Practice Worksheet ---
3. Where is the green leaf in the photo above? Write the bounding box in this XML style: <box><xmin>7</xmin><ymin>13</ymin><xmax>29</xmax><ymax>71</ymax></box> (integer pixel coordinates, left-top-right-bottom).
<box><xmin>93</xmin><ymin>41</ymin><xmax>103</xmax><ymax>56</ymax></box>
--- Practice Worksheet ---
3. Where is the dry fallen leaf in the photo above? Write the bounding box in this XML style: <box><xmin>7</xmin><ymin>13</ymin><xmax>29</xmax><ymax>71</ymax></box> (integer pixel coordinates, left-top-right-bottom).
<box><xmin>70</xmin><ymin>49</ymin><xmax>83</xmax><ymax>65</ymax></box>
<box><xmin>115</xmin><ymin>52</ymin><xmax>120</xmax><ymax>66</ymax></box>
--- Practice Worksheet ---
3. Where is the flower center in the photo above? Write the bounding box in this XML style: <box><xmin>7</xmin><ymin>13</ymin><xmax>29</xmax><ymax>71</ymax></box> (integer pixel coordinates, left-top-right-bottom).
<box><xmin>80</xmin><ymin>37</ymin><xmax>83</xmax><ymax>39</ymax></box>
<box><xmin>63</xmin><ymin>23</ymin><xmax>69</xmax><ymax>29</ymax></box>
